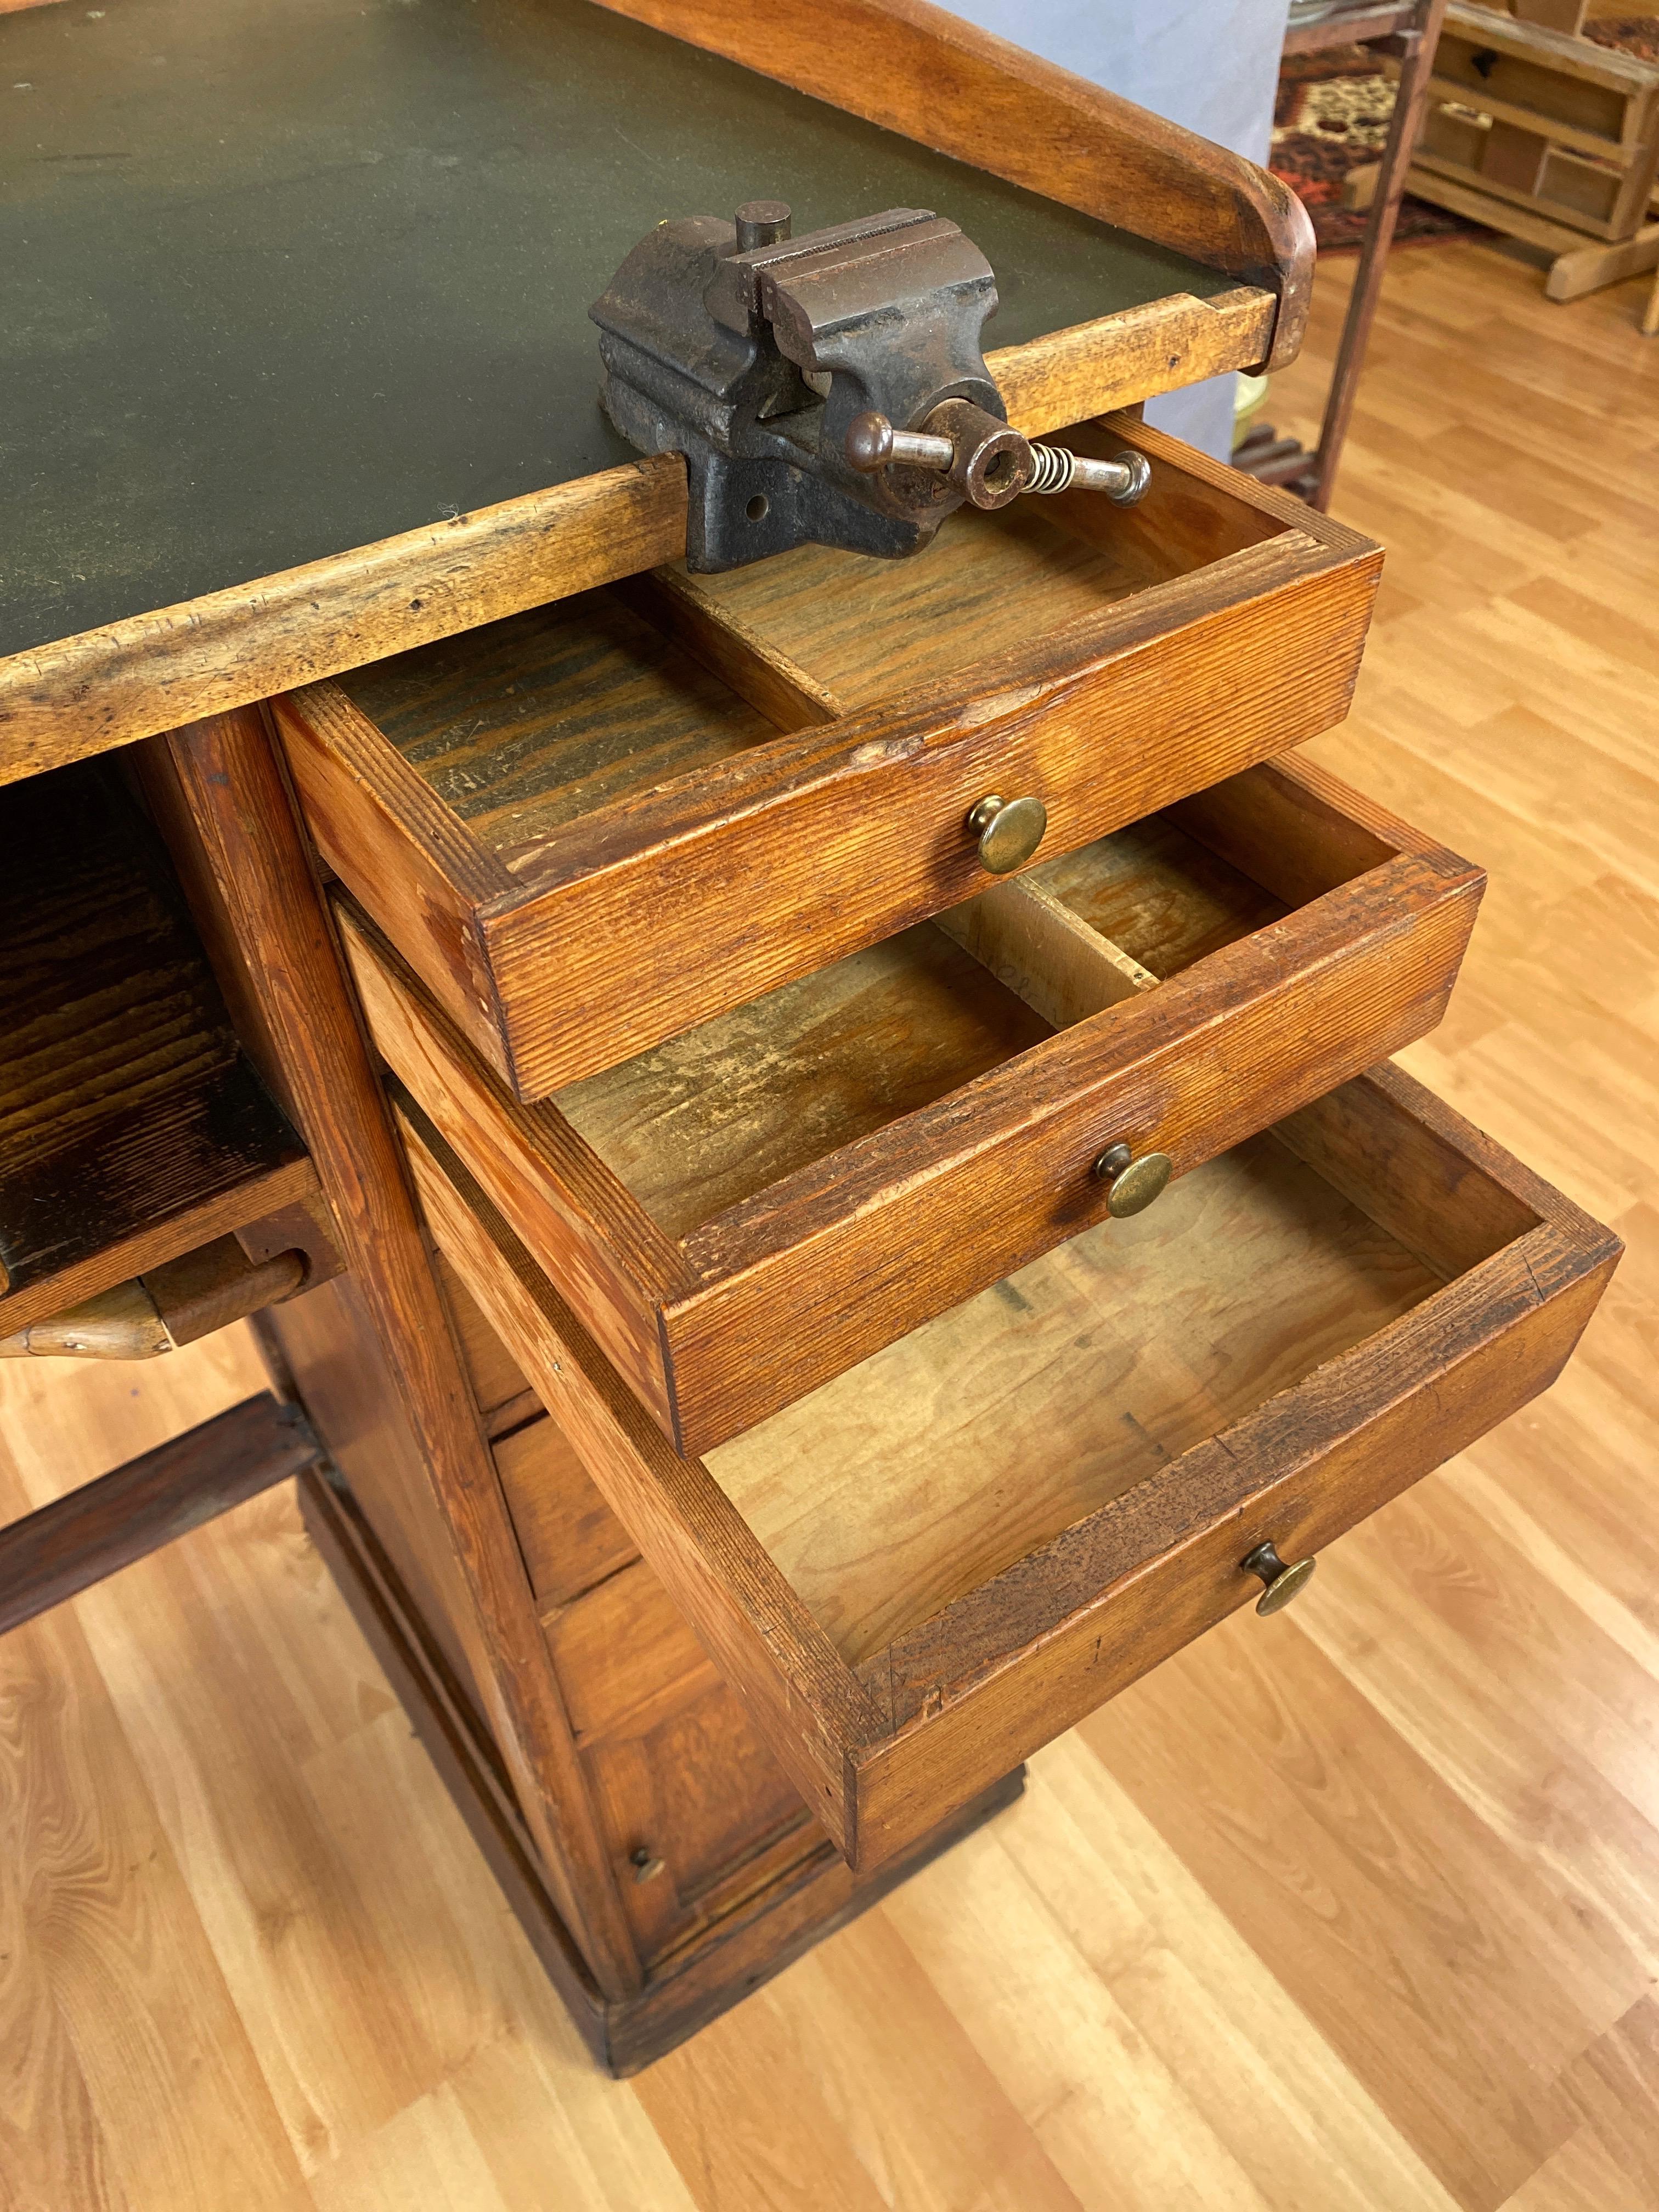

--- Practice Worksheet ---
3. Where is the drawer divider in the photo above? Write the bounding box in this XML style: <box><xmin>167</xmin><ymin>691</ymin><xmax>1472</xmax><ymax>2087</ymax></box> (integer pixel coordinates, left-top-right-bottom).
<box><xmin>612</xmin><ymin>569</ymin><xmax>847</xmax><ymax>733</ymax></box>
<box><xmin>933</xmin><ymin>876</ymin><xmax>1157</xmax><ymax>1029</ymax></box>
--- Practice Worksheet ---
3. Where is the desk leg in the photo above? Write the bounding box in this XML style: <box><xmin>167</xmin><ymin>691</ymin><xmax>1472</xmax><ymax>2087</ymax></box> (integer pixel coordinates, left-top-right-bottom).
<box><xmin>137</xmin><ymin>705</ymin><xmax>645</xmax><ymax>2007</ymax></box>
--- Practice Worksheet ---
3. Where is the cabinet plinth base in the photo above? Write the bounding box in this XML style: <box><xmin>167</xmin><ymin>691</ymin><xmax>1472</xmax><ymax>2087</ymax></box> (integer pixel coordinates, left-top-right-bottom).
<box><xmin>298</xmin><ymin>1460</ymin><xmax>1024</xmax><ymax>2075</ymax></box>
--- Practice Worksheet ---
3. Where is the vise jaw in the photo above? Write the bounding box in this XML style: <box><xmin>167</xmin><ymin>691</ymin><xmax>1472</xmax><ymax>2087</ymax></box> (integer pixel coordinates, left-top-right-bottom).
<box><xmin>590</xmin><ymin>203</ymin><xmax>1005</xmax><ymax>571</ymax></box>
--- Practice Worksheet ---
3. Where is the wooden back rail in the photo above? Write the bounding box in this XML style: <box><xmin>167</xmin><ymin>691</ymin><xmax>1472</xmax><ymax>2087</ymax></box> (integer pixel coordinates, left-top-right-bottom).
<box><xmin>0</xmin><ymin>1392</ymin><xmax>322</xmax><ymax>1640</ymax></box>
<box><xmin>401</xmin><ymin>1064</ymin><xmax>1618</xmax><ymax>1871</ymax></box>
<box><xmin>592</xmin><ymin>0</ymin><xmax>1314</xmax><ymax>335</ymax></box>
<box><xmin>0</xmin><ymin>0</ymin><xmax>1311</xmax><ymax>785</ymax></box>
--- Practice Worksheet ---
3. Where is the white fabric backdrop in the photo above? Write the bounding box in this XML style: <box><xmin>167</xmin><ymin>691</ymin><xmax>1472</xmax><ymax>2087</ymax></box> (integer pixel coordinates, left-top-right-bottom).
<box><xmin>947</xmin><ymin>0</ymin><xmax>1291</xmax><ymax>456</ymax></box>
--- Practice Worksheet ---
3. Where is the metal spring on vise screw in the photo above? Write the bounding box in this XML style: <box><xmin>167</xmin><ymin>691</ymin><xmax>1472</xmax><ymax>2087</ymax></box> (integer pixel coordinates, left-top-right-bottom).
<box><xmin>1023</xmin><ymin>441</ymin><xmax>1151</xmax><ymax>502</ymax></box>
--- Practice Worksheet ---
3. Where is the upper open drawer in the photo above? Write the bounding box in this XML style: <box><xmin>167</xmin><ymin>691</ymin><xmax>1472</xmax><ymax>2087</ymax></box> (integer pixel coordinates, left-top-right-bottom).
<box><xmin>276</xmin><ymin>416</ymin><xmax>1381</xmax><ymax>1104</ymax></box>
<box><xmin>404</xmin><ymin>1063</ymin><xmax>1619</xmax><ymax>1876</ymax></box>
<box><xmin>342</xmin><ymin>755</ymin><xmax>1483</xmax><ymax>1456</ymax></box>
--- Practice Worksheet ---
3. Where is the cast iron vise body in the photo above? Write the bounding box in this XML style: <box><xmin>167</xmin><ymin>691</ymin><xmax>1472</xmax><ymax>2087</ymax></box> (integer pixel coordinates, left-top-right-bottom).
<box><xmin>590</xmin><ymin>200</ymin><xmax>1148</xmax><ymax>573</ymax></box>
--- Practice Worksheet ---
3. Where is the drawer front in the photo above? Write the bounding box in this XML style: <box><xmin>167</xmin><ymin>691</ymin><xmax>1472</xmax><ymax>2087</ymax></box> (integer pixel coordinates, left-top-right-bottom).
<box><xmin>404</xmin><ymin>1066</ymin><xmax>1619</xmax><ymax>1877</ymax></box>
<box><xmin>278</xmin><ymin>417</ymin><xmax>1381</xmax><ymax>1103</ymax></box>
<box><xmin>476</xmin><ymin>1383</ymin><xmax>820</xmax><ymax>1969</ymax></box>
<box><xmin>344</xmin><ymin>757</ymin><xmax>1483</xmax><ymax>1455</ymax></box>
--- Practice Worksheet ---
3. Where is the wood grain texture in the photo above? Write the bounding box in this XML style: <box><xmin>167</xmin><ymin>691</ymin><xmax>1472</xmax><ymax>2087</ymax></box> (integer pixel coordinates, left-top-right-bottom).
<box><xmin>433</xmin><ymin>1253</ymin><xmax>532</xmax><ymax>1428</ymax></box>
<box><xmin>0</xmin><ymin>758</ymin><xmax>312</xmax><ymax>1335</ymax></box>
<box><xmin>0</xmin><ymin>0</ymin><xmax>1300</xmax><ymax>800</ymax></box>
<box><xmin>306</xmin><ymin>1438</ymin><xmax>1009</xmax><ymax>2087</ymax></box>
<box><xmin>4</xmin><ymin>234</ymin><xmax>1655</xmax><ymax>2209</ymax></box>
<box><xmin>590</xmin><ymin>0</ymin><xmax>1314</xmax><ymax>354</ymax></box>
<box><xmin>399</xmin><ymin>1102</ymin><xmax>880</xmax><ymax>1861</ymax></box>
<box><xmin>0</xmin><ymin>202</ymin><xmax>1282</xmax><ymax>791</ymax></box>
<box><xmin>341</xmin><ymin>755</ymin><xmax>1483</xmax><ymax>1455</ymax></box>
<box><xmin>336</xmin><ymin>901</ymin><xmax>690</xmax><ymax>1435</ymax></box>
<box><xmin>991</xmin><ymin>289</ymin><xmax>1277</xmax><ymax>436</ymax></box>
<box><xmin>141</xmin><ymin>707</ymin><xmax>643</xmax><ymax>2003</ymax></box>
<box><xmin>402</xmin><ymin>1053</ymin><xmax>1617</xmax><ymax>1875</ymax></box>
<box><xmin>0</xmin><ymin>460</ymin><xmax>687</xmax><ymax>789</ymax></box>
<box><xmin>281</xmin><ymin>418</ymin><xmax>1381</xmax><ymax>1101</ymax></box>
<box><xmin>492</xmin><ymin>1414</ymin><xmax>637</xmax><ymax>1610</ymax></box>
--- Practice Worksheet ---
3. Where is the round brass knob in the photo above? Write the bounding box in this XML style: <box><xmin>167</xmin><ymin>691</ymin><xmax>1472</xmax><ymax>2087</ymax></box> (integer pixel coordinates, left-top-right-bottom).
<box><xmin>1241</xmin><ymin>1541</ymin><xmax>1316</xmax><ymax>1616</ymax></box>
<box><xmin>967</xmin><ymin>793</ymin><xmax>1046</xmax><ymax>874</ymax></box>
<box><xmin>1092</xmin><ymin>1142</ymin><xmax>1173</xmax><ymax>1218</ymax></box>
<box><xmin>630</xmin><ymin>1846</ymin><xmax>666</xmax><ymax>1883</ymax></box>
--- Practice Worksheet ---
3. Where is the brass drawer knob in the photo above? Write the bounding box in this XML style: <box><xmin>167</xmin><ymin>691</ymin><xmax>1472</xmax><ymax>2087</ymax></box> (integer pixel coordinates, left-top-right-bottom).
<box><xmin>630</xmin><ymin>1846</ymin><xmax>666</xmax><ymax>1883</ymax></box>
<box><xmin>1242</xmin><ymin>1541</ymin><xmax>1316</xmax><ymax>1616</ymax></box>
<box><xmin>1093</xmin><ymin>1142</ymin><xmax>1172</xmax><ymax>1218</ymax></box>
<box><xmin>967</xmin><ymin>792</ymin><xmax>1046</xmax><ymax>874</ymax></box>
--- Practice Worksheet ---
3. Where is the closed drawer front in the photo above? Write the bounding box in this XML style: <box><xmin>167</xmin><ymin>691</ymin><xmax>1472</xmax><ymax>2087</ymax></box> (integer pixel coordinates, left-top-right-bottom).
<box><xmin>276</xmin><ymin>414</ymin><xmax>1381</xmax><ymax>1104</ymax></box>
<box><xmin>344</xmin><ymin>754</ymin><xmax>1483</xmax><ymax>1454</ymax></box>
<box><xmin>404</xmin><ymin>1063</ymin><xmax>1618</xmax><ymax>1877</ymax></box>
<box><xmin>485</xmin><ymin>1396</ymin><xmax>819</xmax><ymax>1967</ymax></box>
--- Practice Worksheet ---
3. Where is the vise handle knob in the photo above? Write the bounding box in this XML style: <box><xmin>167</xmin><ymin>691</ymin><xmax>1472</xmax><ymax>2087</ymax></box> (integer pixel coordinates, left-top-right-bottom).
<box><xmin>735</xmin><ymin>199</ymin><xmax>793</xmax><ymax>252</ymax></box>
<box><xmin>846</xmin><ymin>411</ymin><xmax>956</xmax><ymax>475</ymax></box>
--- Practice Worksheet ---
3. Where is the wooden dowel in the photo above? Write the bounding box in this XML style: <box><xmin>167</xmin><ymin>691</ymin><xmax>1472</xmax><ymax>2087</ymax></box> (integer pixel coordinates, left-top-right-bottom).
<box><xmin>0</xmin><ymin>1393</ymin><xmax>320</xmax><ymax>1638</ymax></box>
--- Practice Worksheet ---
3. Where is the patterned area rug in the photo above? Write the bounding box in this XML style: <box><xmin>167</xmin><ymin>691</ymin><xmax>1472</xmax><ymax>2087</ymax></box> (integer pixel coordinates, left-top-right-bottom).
<box><xmin>1271</xmin><ymin>16</ymin><xmax>1659</xmax><ymax>252</ymax></box>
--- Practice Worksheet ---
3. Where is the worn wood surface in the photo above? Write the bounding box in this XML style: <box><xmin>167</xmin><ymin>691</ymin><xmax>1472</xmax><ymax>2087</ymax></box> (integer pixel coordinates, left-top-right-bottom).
<box><xmin>142</xmin><ymin>707</ymin><xmax>643</xmax><ymax>2003</ymax></box>
<box><xmin>400</xmin><ymin>1104</ymin><xmax>879</xmax><ymax>1858</ymax></box>
<box><xmin>298</xmin><ymin>1451</ymin><xmax>1022</xmax><ymax>2078</ymax></box>
<box><xmin>343</xmin><ymin>758</ymin><xmax>1483</xmax><ymax>1453</ymax></box>
<box><xmin>285</xmin><ymin>420</ymin><xmax>1381</xmax><ymax>1100</ymax></box>
<box><xmin>0</xmin><ymin>0</ymin><xmax>1295</xmax><ymax>785</ymax></box>
<box><xmin>3</xmin><ymin>232</ymin><xmax>1655</xmax><ymax>2212</ymax></box>
<box><xmin>0</xmin><ymin>759</ymin><xmax>313</xmax><ymax>1336</ymax></box>
<box><xmin>400</xmin><ymin>1052</ymin><xmax>1616</xmax><ymax>1876</ymax></box>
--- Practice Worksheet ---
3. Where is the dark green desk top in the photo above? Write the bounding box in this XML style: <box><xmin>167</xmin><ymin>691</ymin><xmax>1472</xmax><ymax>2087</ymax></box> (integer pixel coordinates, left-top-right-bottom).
<box><xmin>1</xmin><ymin>0</ymin><xmax>1229</xmax><ymax>660</ymax></box>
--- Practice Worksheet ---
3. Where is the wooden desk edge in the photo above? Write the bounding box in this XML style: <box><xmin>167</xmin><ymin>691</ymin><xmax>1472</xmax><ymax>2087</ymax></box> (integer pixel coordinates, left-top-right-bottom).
<box><xmin>0</xmin><ymin>289</ymin><xmax>1277</xmax><ymax>788</ymax></box>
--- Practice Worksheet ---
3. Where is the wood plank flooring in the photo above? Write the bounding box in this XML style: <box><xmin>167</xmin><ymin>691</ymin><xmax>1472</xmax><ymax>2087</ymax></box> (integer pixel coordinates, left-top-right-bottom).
<box><xmin>4</xmin><ymin>237</ymin><xmax>1657</xmax><ymax>2209</ymax></box>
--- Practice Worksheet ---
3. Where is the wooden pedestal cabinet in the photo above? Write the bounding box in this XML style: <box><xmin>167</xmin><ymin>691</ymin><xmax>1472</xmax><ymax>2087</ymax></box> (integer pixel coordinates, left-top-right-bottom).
<box><xmin>241</xmin><ymin>405</ymin><xmax>1617</xmax><ymax>2063</ymax></box>
<box><xmin>16</xmin><ymin>0</ymin><xmax>1613</xmax><ymax>2086</ymax></box>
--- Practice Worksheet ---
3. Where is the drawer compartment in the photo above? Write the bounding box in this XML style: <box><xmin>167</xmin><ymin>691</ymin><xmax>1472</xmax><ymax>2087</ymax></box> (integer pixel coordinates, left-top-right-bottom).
<box><xmin>278</xmin><ymin>415</ymin><xmax>1381</xmax><ymax>1103</ymax></box>
<box><xmin>343</xmin><ymin>755</ymin><xmax>1483</xmax><ymax>1454</ymax></box>
<box><xmin>404</xmin><ymin>1063</ymin><xmax>1619</xmax><ymax>1875</ymax></box>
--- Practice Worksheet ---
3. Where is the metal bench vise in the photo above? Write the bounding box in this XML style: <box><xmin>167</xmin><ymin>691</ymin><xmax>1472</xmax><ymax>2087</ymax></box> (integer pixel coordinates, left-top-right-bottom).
<box><xmin>591</xmin><ymin>201</ymin><xmax>1148</xmax><ymax>572</ymax></box>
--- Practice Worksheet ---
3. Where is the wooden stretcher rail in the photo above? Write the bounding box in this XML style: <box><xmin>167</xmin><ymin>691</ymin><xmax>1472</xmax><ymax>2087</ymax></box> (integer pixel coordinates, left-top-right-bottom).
<box><xmin>0</xmin><ymin>1392</ymin><xmax>322</xmax><ymax>1640</ymax></box>
<box><xmin>0</xmin><ymin>293</ymin><xmax>1275</xmax><ymax>787</ymax></box>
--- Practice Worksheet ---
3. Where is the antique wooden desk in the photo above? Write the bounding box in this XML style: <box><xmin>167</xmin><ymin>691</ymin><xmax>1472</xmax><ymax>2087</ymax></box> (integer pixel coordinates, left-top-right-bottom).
<box><xmin>1</xmin><ymin>0</ymin><xmax>1620</xmax><ymax>2076</ymax></box>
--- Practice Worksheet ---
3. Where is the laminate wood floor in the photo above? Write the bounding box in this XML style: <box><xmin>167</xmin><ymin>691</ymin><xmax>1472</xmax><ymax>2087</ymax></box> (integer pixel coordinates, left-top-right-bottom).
<box><xmin>4</xmin><ymin>239</ymin><xmax>1657</xmax><ymax>2212</ymax></box>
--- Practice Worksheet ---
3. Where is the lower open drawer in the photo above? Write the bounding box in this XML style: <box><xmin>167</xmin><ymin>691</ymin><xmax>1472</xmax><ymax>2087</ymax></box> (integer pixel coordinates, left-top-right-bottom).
<box><xmin>402</xmin><ymin>1063</ymin><xmax>1618</xmax><ymax>1875</ymax></box>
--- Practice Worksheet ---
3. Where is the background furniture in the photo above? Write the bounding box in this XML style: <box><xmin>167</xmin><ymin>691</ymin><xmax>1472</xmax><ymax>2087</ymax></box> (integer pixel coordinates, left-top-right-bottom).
<box><xmin>1404</xmin><ymin>0</ymin><xmax>1659</xmax><ymax>299</ymax></box>
<box><xmin>1237</xmin><ymin>0</ymin><xmax>1451</xmax><ymax>505</ymax></box>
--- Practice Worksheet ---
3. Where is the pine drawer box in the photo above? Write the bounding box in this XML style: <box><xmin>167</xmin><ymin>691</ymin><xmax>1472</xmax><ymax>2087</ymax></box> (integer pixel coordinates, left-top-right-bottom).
<box><xmin>402</xmin><ymin>1064</ymin><xmax>1618</xmax><ymax>1876</ymax></box>
<box><xmin>276</xmin><ymin>416</ymin><xmax>1381</xmax><ymax>1105</ymax></box>
<box><xmin>338</xmin><ymin>754</ymin><xmax>1483</xmax><ymax>1455</ymax></box>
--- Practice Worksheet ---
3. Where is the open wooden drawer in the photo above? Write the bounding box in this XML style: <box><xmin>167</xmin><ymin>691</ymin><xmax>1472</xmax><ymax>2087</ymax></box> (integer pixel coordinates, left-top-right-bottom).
<box><xmin>340</xmin><ymin>754</ymin><xmax>1483</xmax><ymax>1454</ymax></box>
<box><xmin>276</xmin><ymin>416</ymin><xmax>1381</xmax><ymax>1104</ymax></box>
<box><xmin>403</xmin><ymin>1063</ymin><xmax>1618</xmax><ymax>1876</ymax></box>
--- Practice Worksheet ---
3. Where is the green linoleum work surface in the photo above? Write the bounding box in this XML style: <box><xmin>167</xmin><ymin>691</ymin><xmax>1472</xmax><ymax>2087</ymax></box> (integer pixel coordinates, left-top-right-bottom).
<box><xmin>1</xmin><ymin>0</ymin><xmax>1232</xmax><ymax>658</ymax></box>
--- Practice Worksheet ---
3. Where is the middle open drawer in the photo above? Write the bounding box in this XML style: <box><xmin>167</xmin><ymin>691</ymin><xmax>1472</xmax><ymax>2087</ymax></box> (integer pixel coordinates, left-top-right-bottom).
<box><xmin>342</xmin><ymin>753</ymin><xmax>1482</xmax><ymax>1455</ymax></box>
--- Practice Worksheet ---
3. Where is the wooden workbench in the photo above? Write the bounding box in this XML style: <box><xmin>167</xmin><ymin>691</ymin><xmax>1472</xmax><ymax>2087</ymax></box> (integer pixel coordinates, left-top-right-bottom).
<box><xmin>0</xmin><ymin>0</ymin><xmax>1616</xmax><ymax>2083</ymax></box>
